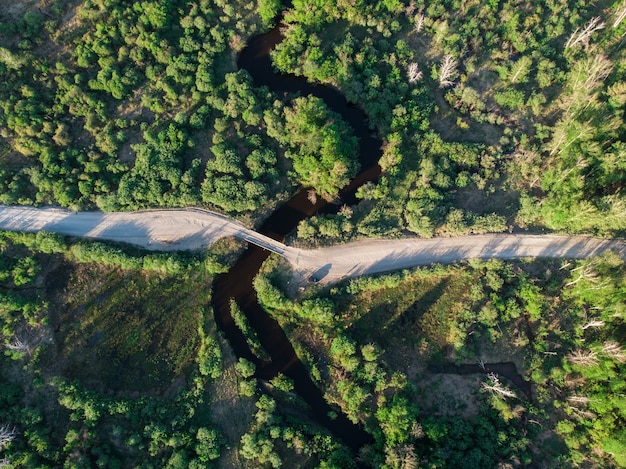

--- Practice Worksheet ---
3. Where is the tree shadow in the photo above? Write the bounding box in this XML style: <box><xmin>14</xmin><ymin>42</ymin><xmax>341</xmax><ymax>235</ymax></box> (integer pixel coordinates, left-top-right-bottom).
<box><xmin>428</xmin><ymin>361</ymin><xmax>533</xmax><ymax>401</ymax></box>
<box><xmin>350</xmin><ymin>276</ymin><xmax>450</xmax><ymax>346</ymax></box>
<box><xmin>387</xmin><ymin>277</ymin><xmax>451</xmax><ymax>333</ymax></box>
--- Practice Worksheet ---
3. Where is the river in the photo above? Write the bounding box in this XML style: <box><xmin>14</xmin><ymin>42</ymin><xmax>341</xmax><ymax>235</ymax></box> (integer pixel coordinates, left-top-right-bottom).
<box><xmin>211</xmin><ymin>6</ymin><xmax>382</xmax><ymax>453</ymax></box>
<box><xmin>210</xmin><ymin>3</ymin><xmax>536</xmax><ymax>457</ymax></box>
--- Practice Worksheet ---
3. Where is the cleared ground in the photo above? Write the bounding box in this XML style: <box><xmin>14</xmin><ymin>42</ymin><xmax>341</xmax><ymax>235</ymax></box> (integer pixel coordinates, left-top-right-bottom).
<box><xmin>1</xmin><ymin>205</ymin><xmax>625</xmax><ymax>286</ymax></box>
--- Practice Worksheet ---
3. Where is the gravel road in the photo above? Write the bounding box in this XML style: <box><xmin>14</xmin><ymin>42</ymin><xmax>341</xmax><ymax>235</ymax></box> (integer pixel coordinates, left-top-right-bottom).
<box><xmin>1</xmin><ymin>205</ymin><xmax>624</xmax><ymax>286</ymax></box>
<box><xmin>0</xmin><ymin>205</ymin><xmax>286</xmax><ymax>253</ymax></box>
<box><xmin>286</xmin><ymin>235</ymin><xmax>626</xmax><ymax>286</ymax></box>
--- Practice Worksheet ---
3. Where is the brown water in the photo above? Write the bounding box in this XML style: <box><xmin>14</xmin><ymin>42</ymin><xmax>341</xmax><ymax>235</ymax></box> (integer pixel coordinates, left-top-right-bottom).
<box><xmin>211</xmin><ymin>13</ymin><xmax>383</xmax><ymax>452</ymax></box>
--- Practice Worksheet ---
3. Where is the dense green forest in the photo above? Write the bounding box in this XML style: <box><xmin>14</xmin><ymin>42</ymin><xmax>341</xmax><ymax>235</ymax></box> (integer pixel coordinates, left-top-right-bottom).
<box><xmin>1</xmin><ymin>0</ymin><xmax>626</xmax><ymax>467</ymax></box>
<box><xmin>273</xmin><ymin>0</ymin><xmax>626</xmax><ymax>241</ymax></box>
<box><xmin>1</xmin><ymin>0</ymin><xmax>625</xmax><ymax>235</ymax></box>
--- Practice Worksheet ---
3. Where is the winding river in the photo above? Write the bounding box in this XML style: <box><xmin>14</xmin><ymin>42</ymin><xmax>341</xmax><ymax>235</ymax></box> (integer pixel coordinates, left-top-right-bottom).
<box><xmin>211</xmin><ymin>7</ymin><xmax>381</xmax><ymax>452</ymax></box>
<box><xmin>211</xmin><ymin>3</ymin><xmax>537</xmax><ymax>455</ymax></box>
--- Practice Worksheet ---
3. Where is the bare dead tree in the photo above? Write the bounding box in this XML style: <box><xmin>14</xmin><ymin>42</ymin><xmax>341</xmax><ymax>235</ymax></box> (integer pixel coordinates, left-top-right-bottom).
<box><xmin>567</xmin><ymin>349</ymin><xmax>599</xmax><ymax>366</ymax></box>
<box><xmin>482</xmin><ymin>373</ymin><xmax>517</xmax><ymax>399</ymax></box>
<box><xmin>0</xmin><ymin>425</ymin><xmax>16</xmax><ymax>449</ymax></box>
<box><xmin>581</xmin><ymin>54</ymin><xmax>613</xmax><ymax>90</ymax></box>
<box><xmin>565</xmin><ymin>17</ymin><xmax>605</xmax><ymax>49</ymax></box>
<box><xmin>561</xmin><ymin>54</ymin><xmax>612</xmax><ymax>100</ymax></box>
<box><xmin>565</xmin><ymin>264</ymin><xmax>599</xmax><ymax>287</ymax></box>
<box><xmin>410</xmin><ymin>421</ymin><xmax>424</xmax><ymax>439</ymax></box>
<box><xmin>602</xmin><ymin>341</ymin><xmax>626</xmax><ymax>363</ymax></box>
<box><xmin>438</xmin><ymin>55</ymin><xmax>457</xmax><ymax>87</ymax></box>
<box><xmin>414</xmin><ymin>12</ymin><xmax>425</xmax><ymax>33</ymax></box>
<box><xmin>5</xmin><ymin>336</ymin><xmax>30</xmax><ymax>353</ymax></box>
<box><xmin>605</xmin><ymin>195</ymin><xmax>626</xmax><ymax>221</ymax></box>
<box><xmin>0</xmin><ymin>458</ymin><xmax>11</xmax><ymax>468</ymax></box>
<box><xmin>581</xmin><ymin>319</ymin><xmax>605</xmax><ymax>330</ymax></box>
<box><xmin>404</xmin><ymin>0</ymin><xmax>416</xmax><ymax>16</ymax></box>
<box><xmin>407</xmin><ymin>62</ymin><xmax>423</xmax><ymax>83</ymax></box>
<box><xmin>613</xmin><ymin>2</ymin><xmax>626</xmax><ymax>28</ymax></box>
<box><xmin>0</xmin><ymin>47</ymin><xmax>24</xmax><ymax>70</ymax></box>
<box><xmin>608</xmin><ymin>81</ymin><xmax>626</xmax><ymax>107</ymax></box>
<box><xmin>568</xmin><ymin>395</ymin><xmax>591</xmax><ymax>405</ymax></box>
<box><xmin>563</xmin><ymin>260</ymin><xmax>611</xmax><ymax>292</ymax></box>
<box><xmin>569</xmin><ymin>406</ymin><xmax>597</xmax><ymax>420</ymax></box>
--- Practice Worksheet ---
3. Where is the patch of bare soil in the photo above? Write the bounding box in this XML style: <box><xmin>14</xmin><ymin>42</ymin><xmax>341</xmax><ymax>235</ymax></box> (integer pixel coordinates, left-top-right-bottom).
<box><xmin>468</xmin><ymin>305</ymin><xmax>530</xmax><ymax>372</ymax></box>
<box><xmin>118</xmin><ymin>129</ymin><xmax>143</xmax><ymax>166</ymax></box>
<box><xmin>114</xmin><ymin>98</ymin><xmax>156</xmax><ymax>167</ymax></box>
<box><xmin>464</xmin><ymin>66</ymin><xmax>536</xmax><ymax>137</ymax></box>
<box><xmin>114</xmin><ymin>89</ymin><xmax>155</xmax><ymax>122</ymax></box>
<box><xmin>190</xmin><ymin>127</ymin><xmax>216</xmax><ymax>166</ymax></box>
<box><xmin>35</xmin><ymin>6</ymin><xmax>78</xmax><ymax>56</ymax></box>
<box><xmin>467</xmin><ymin>65</ymin><xmax>500</xmax><ymax>96</ymax></box>
<box><xmin>428</xmin><ymin>88</ymin><xmax>505</xmax><ymax>145</ymax></box>
<box><xmin>0</xmin><ymin>144</ymin><xmax>33</xmax><ymax>169</ymax></box>
<box><xmin>386</xmin><ymin>338</ymin><xmax>482</xmax><ymax>418</ymax></box>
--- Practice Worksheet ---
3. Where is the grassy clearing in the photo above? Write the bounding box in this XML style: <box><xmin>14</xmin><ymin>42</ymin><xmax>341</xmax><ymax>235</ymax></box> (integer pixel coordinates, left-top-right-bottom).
<box><xmin>334</xmin><ymin>265</ymin><xmax>476</xmax><ymax>353</ymax></box>
<box><xmin>209</xmin><ymin>336</ymin><xmax>257</xmax><ymax>469</ymax></box>
<box><xmin>0</xmin><ymin>0</ymin><xmax>38</xmax><ymax>22</ymax></box>
<box><xmin>49</xmin><ymin>261</ymin><xmax>211</xmax><ymax>394</ymax></box>
<box><xmin>413</xmin><ymin>373</ymin><xmax>483</xmax><ymax>419</ymax></box>
<box><xmin>275</xmin><ymin>260</ymin><xmax>556</xmax><ymax>415</ymax></box>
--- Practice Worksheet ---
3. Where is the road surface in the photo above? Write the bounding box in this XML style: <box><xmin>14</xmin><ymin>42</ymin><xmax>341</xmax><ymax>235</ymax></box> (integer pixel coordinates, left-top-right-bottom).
<box><xmin>1</xmin><ymin>205</ymin><xmax>624</xmax><ymax>286</ymax></box>
<box><xmin>0</xmin><ymin>205</ymin><xmax>286</xmax><ymax>255</ymax></box>
<box><xmin>288</xmin><ymin>235</ymin><xmax>626</xmax><ymax>287</ymax></box>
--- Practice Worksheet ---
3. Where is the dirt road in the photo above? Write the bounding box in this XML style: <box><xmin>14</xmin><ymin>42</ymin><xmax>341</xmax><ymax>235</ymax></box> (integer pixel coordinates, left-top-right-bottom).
<box><xmin>286</xmin><ymin>235</ymin><xmax>626</xmax><ymax>286</ymax></box>
<box><xmin>0</xmin><ymin>205</ymin><xmax>286</xmax><ymax>254</ymax></box>
<box><xmin>1</xmin><ymin>205</ymin><xmax>624</xmax><ymax>286</ymax></box>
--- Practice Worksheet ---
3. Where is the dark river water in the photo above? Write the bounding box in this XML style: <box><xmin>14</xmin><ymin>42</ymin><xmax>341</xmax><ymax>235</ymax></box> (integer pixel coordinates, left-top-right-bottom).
<box><xmin>211</xmin><ymin>13</ymin><xmax>381</xmax><ymax>452</ymax></box>
<box><xmin>210</xmin><ymin>5</ymin><xmax>531</xmax><ymax>456</ymax></box>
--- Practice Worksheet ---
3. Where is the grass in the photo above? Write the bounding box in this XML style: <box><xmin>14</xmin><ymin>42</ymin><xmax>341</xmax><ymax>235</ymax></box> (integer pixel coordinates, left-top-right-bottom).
<box><xmin>270</xmin><ymin>264</ymin><xmax>491</xmax><ymax>434</ymax></box>
<box><xmin>0</xmin><ymin>0</ymin><xmax>38</xmax><ymax>22</ymax></box>
<box><xmin>50</xmin><ymin>261</ymin><xmax>211</xmax><ymax>394</ymax></box>
<box><xmin>413</xmin><ymin>373</ymin><xmax>484</xmax><ymax>419</ymax></box>
<box><xmin>209</xmin><ymin>336</ymin><xmax>257</xmax><ymax>469</ymax></box>
<box><xmin>334</xmin><ymin>265</ymin><xmax>476</xmax><ymax>352</ymax></box>
<box><xmin>279</xmin><ymin>261</ymin><xmax>565</xmax><ymax>437</ymax></box>
<box><xmin>454</xmin><ymin>181</ymin><xmax>521</xmax><ymax>220</ymax></box>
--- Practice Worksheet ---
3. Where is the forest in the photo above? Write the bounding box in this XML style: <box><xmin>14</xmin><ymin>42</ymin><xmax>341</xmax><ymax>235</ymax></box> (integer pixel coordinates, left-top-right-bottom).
<box><xmin>2</xmin><ymin>0</ymin><xmax>623</xmax><ymax>236</ymax></box>
<box><xmin>0</xmin><ymin>0</ymin><xmax>625</xmax><ymax>467</ymax></box>
<box><xmin>254</xmin><ymin>250</ymin><xmax>626</xmax><ymax>467</ymax></box>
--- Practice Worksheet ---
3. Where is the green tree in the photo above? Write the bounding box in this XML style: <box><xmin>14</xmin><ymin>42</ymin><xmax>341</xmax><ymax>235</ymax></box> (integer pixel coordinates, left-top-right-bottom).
<box><xmin>270</xmin><ymin>96</ymin><xmax>359</xmax><ymax>200</ymax></box>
